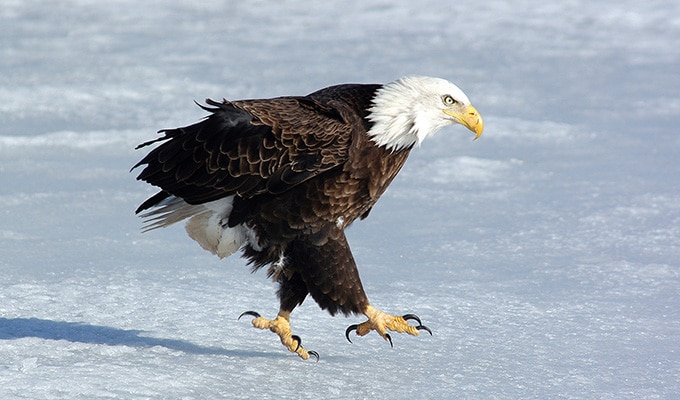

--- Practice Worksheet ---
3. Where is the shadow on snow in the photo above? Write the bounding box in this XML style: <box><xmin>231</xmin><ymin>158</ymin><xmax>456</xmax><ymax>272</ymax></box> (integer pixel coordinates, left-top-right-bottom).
<box><xmin>0</xmin><ymin>317</ymin><xmax>283</xmax><ymax>359</ymax></box>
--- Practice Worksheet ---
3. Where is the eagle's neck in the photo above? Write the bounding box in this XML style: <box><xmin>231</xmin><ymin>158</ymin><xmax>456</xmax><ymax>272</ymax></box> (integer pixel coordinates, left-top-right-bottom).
<box><xmin>365</xmin><ymin>78</ymin><xmax>441</xmax><ymax>152</ymax></box>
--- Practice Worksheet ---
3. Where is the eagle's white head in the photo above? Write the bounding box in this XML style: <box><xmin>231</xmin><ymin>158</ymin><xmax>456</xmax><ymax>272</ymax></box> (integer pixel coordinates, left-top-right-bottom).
<box><xmin>367</xmin><ymin>76</ymin><xmax>484</xmax><ymax>151</ymax></box>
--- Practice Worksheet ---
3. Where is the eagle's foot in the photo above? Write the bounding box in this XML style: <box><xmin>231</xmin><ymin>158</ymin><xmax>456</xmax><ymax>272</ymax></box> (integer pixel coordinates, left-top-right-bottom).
<box><xmin>238</xmin><ymin>311</ymin><xmax>319</xmax><ymax>361</ymax></box>
<box><xmin>345</xmin><ymin>305</ymin><xmax>432</xmax><ymax>347</ymax></box>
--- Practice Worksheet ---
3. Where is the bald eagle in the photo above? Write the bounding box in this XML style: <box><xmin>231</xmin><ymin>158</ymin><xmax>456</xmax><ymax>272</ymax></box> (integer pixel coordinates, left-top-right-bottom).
<box><xmin>133</xmin><ymin>76</ymin><xmax>483</xmax><ymax>360</ymax></box>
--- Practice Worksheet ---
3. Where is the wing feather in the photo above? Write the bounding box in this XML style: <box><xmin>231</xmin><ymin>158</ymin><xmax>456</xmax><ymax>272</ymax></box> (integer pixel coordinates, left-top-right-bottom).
<box><xmin>134</xmin><ymin>95</ymin><xmax>357</xmax><ymax>212</ymax></box>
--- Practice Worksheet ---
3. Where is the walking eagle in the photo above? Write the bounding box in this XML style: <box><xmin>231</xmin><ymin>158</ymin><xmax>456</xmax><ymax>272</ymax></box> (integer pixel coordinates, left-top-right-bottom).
<box><xmin>133</xmin><ymin>76</ymin><xmax>483</xmax><ymax>360</ymax></box>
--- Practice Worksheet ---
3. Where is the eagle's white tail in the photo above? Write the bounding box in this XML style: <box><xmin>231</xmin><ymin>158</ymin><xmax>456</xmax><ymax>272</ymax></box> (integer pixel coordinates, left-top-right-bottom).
<box><xmin>139</xmin><ymin>196</ymin><xmax>251</xmax><ymax>258</ymax></box>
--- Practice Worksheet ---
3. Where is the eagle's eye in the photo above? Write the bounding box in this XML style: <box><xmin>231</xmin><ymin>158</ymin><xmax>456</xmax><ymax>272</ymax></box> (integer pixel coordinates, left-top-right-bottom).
<box><xmin>442</xmin><ymin>95</ymin><xmax>457</xmax><ymax>106</ymax></box>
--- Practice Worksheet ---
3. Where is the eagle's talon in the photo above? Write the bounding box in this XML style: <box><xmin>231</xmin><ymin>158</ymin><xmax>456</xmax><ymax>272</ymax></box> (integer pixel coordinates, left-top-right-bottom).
<box><xmin>417</xmin><ymin>324</ymin><xmax>433</xmax><ymax>336</ymax></box>
<box><xmin>345</xmin><ymin>324</ymin><xmax>358</xmax><ymax>343</ymax></box>
<box><xmin>238</xmin><ymin>311</ymin><xmax>261</xmax><ymax>320</ymax></box>
<box><xmin>402</xmin><ymin>313</ymin><xmax>432</xmax><ymax>336</ymax></box>
<box><xmin>291</xmin><ymin>334</ymin><xmax>318</xmax><ymax>360</ymax></box>
<box><xmin>402</xmin><ymin>314</ymin><xmax>422</xmax><ymax>325</ymax></box>
<box><xmin>291</xmin><ymin>334</ymin><xmax>302</xmax><ymax>351</ymax></box>
<box><xmin>384</xmin><ymin>333</ymin><xmax>393</xmax><ymax>348</ymax></box>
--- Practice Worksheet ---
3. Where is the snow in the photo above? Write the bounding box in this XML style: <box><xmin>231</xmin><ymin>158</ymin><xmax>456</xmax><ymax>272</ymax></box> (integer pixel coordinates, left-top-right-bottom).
<box><xmin>1</xmin><ymin>0</ymin><xmax>678</xmax><ymax>399</ymax></box>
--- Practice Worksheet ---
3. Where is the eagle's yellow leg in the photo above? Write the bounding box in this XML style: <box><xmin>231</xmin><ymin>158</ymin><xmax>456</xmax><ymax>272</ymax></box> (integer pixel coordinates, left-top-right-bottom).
<box><xmin>346</xmin><ymin>305</ymin><xmax>432</xmax><ymax>347</ymax></box>
<box><xmin>238</xmin><ymin>310</ymin><xmax>319</xmax><ymax>361</ymax></box>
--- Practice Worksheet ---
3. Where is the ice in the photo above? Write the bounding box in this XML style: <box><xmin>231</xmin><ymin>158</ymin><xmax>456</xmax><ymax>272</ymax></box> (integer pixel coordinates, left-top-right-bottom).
<box><xmin>1</xmin><ymin>1</ymin><xmax>678</xmax><ymax>399</ymax></box>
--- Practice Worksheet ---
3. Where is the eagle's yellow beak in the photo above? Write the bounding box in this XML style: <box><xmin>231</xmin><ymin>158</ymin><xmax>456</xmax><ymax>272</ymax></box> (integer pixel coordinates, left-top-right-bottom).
<box><xmin>444</xmin><ymin>105</ymin><xmax>484</xmax><ymax>140</ymax></box>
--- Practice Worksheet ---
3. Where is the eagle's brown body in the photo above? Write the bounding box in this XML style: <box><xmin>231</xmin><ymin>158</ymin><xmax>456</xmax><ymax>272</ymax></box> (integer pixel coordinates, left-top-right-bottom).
<box><xmin>135</xmin><ymin>84</ymin><xmax>410</xmax><ymax>317</ymax></box>
<box><xmin>134</xmin><ymin>77</ymin><xmax>483</xmax><ymax>359</ymax></box>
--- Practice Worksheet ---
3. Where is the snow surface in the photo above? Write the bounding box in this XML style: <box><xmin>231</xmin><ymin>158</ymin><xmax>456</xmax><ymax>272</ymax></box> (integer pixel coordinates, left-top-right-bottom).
<box><xmin>1</xmin><ymin>1</ymin><xmax>679</xmax><ymax>399</ymax></box>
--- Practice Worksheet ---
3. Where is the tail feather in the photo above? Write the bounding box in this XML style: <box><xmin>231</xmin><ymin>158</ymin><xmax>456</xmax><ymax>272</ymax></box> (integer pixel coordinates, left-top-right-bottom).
<box><xmin>137</xmin><ymin>195</ymin><xmax>249</xmax><ymax>259</ymax></box>
<box><xmin>186</xmin><ymin>212</ymin><xmax>247</xmax><ymax>258</ymax></box>
<box><xmin>139</xmin><ymin>196</ymin><xmax>202</xmax><ymax>232</ymax></box>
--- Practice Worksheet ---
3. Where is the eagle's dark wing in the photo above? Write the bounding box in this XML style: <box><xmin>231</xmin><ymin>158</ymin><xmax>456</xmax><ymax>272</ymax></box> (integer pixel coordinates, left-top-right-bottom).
<box><xmin>133</xmin><ymin>94</ymin><xmax>362</xmax><ymax>213</ymax></box>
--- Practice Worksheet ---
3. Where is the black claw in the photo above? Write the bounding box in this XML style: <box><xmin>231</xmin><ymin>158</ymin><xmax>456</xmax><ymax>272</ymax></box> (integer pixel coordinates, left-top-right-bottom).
<box><xmin>403</xmin><ymin>314</ymin><xmax>433</xmax><ymax>336</ymax></box>
<box><xmin>291</xmin><ymin>335</ymin><xmax>319</xmax><ymax>361</ymax></box>
<box><xmin>417</xmin><ymin>324</ymin><xmax>433</xmax><ymax>336</ymax></box>
<box><xmin>384</xmin><ymin>333</ymin><xmax>393</xmax><ymax>348</ymax></box>
<box><xmin>345</xmin><ymin>324</ymin><xmax>358</xmax><ymax>343</ymax></box>
<box><xmin>402</xmin><ymin>314</ymin><xmax>423</xmax><ymax>326</ymax></box>
<box><xmin>291</xmin><ymin>335</ymin><xmax>302</xmax><ymax>352</ymax></box>
<box><xmin>238</xmin><ymin>311</ymin><xmax>261</xmax><ymax>320</ymax></box>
